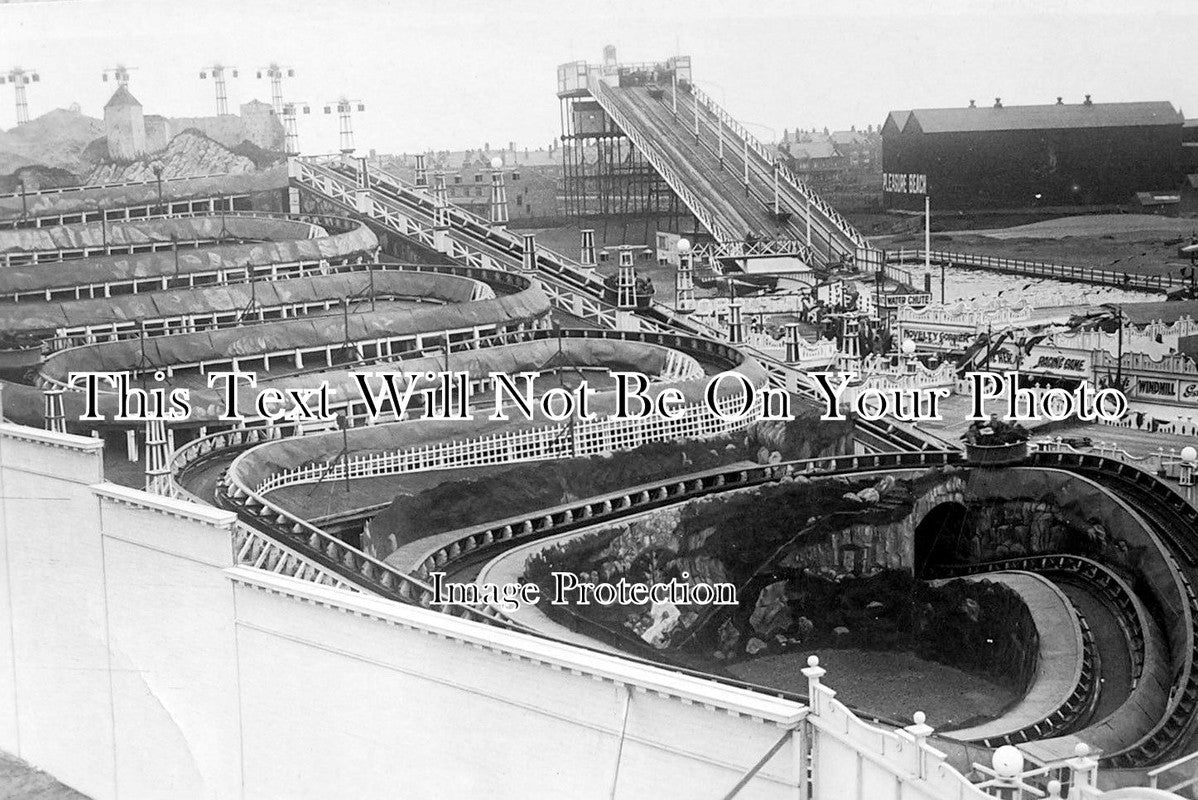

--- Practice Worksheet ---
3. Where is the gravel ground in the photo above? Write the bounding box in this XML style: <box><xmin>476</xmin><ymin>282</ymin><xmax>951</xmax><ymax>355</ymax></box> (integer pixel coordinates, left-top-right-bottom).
<box><xmin>962</xmin><ymin>214</ymin><xmax>1198</xmax><ymax>239</ymax></box>
<box><xmin>727</xmin><ymin>647</ymin><xmax>1018</xmax><ymax>730</ymax></box>
<box><xmin>887</xmin><ymin>213</ymin><xmax>1198</xmax><ymax>279</ymax></box>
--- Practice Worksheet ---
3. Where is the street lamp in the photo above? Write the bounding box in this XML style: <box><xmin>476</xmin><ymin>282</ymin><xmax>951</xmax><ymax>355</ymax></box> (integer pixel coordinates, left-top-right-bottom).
<box><xmin>150</xmin><ymin>160</ymin><xmax>165</xmax><ymax>215</ymax></box>
<box><xmin>674</xmin><ymin>237</ymin><xmax>695</xmax><ymax>314</ymax></box>
<box><xmin>703</xmin><ymin>80</ymin><xmax>730</xmax><ymax>157</ymax></box>
<box><xmin>1181</xmin><ymin>264</ymin><xmax>1197</xmax><ymax>299</ymax></box>
<box><xmin>1180</xmin><ymin>445</ymin><xmax>1197</xmax><ymax>489</ymax></box>
<box><xmin>488</xmin><ymin>156</ymin><xmax>508</xmax><ymax>227</ymax></box>
<box><xmin>16</xmin><ymin>178</ymin><xmax>27</xmax><ymax>218</ymax></box>
<box><xmin>901</xmin><ymin>337</ymin><xmax>917</xmax><ymax>376</ymax></box>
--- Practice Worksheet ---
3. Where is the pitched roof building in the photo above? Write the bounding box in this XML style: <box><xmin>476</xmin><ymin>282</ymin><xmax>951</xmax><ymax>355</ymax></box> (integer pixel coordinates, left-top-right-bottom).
<box><xmin>103</xmin><ymin>86</ymin><xmax>146</xmax><ymax>161</ymax></box>
<box><xmin>882</xmin><ymin>97</ymin><xmax>1184</xmax><ymax>211</ymax></box>
<box><xmin>775</xmin><ymin>127</ymin><xmax>881</xmax><ymax>190</ymax></box>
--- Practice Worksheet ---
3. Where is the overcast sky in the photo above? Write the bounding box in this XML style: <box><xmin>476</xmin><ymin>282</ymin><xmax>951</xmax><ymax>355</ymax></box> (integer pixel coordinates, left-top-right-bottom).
<box><xmin>0</xmin><ymin>0</ymin><xmax>1194</xmax><ymax>155</ymax></box>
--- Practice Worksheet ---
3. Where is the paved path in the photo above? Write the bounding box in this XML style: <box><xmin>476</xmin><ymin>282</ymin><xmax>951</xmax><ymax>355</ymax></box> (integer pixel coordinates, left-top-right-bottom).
<box><xmin>1039</xmin><ymin>419</ymin><xmax>1198</xmax><ymax>460</ymax></box>
<box><xmin>939</xmin><ymin>571</ymin><xmax>1085</xmax><ymax>742</ymax></box>
<box><xmin>1054</xmin><ymin>576</ymin><xmax>1132</xmax><ymax>723</ymax></box>
<box><xmin>474</xmin><ymin>526</ymin><xmax>625</xmax><ymax>654</ymax></box>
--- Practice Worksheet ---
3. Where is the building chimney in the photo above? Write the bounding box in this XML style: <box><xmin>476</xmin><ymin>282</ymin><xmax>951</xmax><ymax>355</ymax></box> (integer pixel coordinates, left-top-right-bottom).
<box><xmin>1056</xmin><ymin>96</ymin><xmax>1063</xmax><ymax>105</ymax></box>
<box><xmin>994</xmin><ymin>97</ymin><xmax>1002</xmax><ymax>108</ymax></box>
<box><xmin>1083</xmin><ymin>94</ymin><xmax>1093</xmax><ymax>106</ymax></box>
<box><xmin>968</xmin><ymin>99</ymin><xmax>976</xmax><ymax>108</ymax></box>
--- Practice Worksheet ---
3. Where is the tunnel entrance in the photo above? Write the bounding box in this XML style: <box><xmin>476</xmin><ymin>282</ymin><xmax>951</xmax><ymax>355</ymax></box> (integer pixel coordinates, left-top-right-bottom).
<box><xmin>914</xmin><ymin>502</ymin><xmax>970</xmax><ymax>578</ymax></box>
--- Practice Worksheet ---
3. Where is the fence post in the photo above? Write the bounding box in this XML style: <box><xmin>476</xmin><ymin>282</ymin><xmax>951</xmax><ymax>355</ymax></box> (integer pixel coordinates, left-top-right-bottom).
<box><xmin>1067</xmin><ymin>743</ymin><xmax>1099</xmax><ymax>793</ymax></box>
<box><xmin>801</xmin><ymin>655</ymin><xmax>827</xmax><ymax>713</ymax></box>
<box><xmin>903</xmin><ymin>712</ymin><xmax>934</xmax><ymax>779</ymax></box>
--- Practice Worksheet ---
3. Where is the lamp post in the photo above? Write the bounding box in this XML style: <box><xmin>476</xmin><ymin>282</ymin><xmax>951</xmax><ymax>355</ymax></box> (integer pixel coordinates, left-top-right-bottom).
<box><xmin>1115</xmin><ymin>304</ymin><xmax>1124</xmax><ymax>388</ymax></box>
<box><xmin>743</xmin><ymin>136</ymin><xmax>749</xmax><ymax>195</ymax></box>
<box><xmin>1180</xmin><ymin>446</ymin><xmax>1196</xmax><ymax>492</ymax></box>
<box><xmin>16</xmin><ymin>178</ymin><xmax>27</xmax><ymax>218</ymax></box>
<box><xmin>718</xmin><ymin>113</ymin><xmax>724</xmax><ymax>166</ymax></box>
<box><xmin>741</xmin><ymin>119</ymin><xmax>777</xmax><ymax>200</ymax></box>
<box><xmin>675</xmin><ymin>236</ymin><xmax>695</xmax><ymax>313</ymax></box>
<box><xmin>773</xmin><ymin>158</ymin><xmax>781</xmax><ymax>216</ymax></box>
<box><xmin>917</xmin><ymin>186</ymin><xmax>942</xmax><ymax>303</ymax></box>
<box><xmin>901</xmin><ymin>337</ymin><xmax>917</xmax><ymax>373</ymax></box>
<box><xmin>488</xmin><ymin>155</ymin><xmax>508</xmax><ymax>228</ymax></box>
<box><xmin>670</xmin><ymin>63</ymin><xmax>678</xmax><ymax>116</ymax></box>
<box><xmin>924</xmin><ymin>193</ymin><xmax>931</xmax><ymax>276</ymax></box>
<box><xmin>702</xmin><ymin>80</ymin><xmax>729</xmax><ymax>156</ymax></box>
<box><xmin>150</xmin><ymin>161</ymin><xmax>165</xmax><ymax>215</ymax></box>
<box><xmin>1182</xmin><ymin>263</ymin><xmax>1197</xmax><ymax>299</ymax></box>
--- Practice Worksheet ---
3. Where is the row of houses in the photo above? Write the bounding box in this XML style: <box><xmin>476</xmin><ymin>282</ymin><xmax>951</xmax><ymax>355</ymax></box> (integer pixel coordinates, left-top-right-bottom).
<box><xmin>375</xmin><ymin>95</ymin><xmax>1198</xmax><ymax>225</ymax></box>
<box><xmin>374</xmin><ymin>143</ymin><xmax>563</xmax><ymax>221</ymax></box>
<box><xmin>774</xmin><ymin>126</ymin><xmax>882</xmax><ymax>191</ymax></box>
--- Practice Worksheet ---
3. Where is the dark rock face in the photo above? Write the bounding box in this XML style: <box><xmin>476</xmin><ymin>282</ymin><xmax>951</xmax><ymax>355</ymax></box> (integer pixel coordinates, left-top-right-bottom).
<box><xmin>749</xmin><ymin>580</ymin><xmax>792</xmax><ymax>637</ymax></box>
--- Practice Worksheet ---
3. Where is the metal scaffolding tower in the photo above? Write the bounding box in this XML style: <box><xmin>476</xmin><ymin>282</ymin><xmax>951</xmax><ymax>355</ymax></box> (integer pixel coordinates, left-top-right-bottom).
<box><xmin>558</xmin><ymin>67</ymin><xmax>689</xmax><ymax>235</ymax></box>
<box><xmin>5</xmin><ymin>67</ymin><xmax>39</xmax><ymax>126</ymax></box>
<box><xmin>281</xmin><ymin>100</ymin><xmax>311</xmax><ymax>156</ymax></box>
<box><xmin>199</xmin><ymin>64</ymin><xmax>238</xmax><ymax>116</ymax></box>
<box><xmin>101</xmin><ymin>65</ymin><xmax>135</xmax><ymax>88</ymax></box>
<box><xmin>257</xmin><ymin>63</ymin><xmax>295</xmax><ymax>115</ymax></box>
<box><xmin>325</xmin><ymin>98</ymin><xmax>365</xmax><ymax>155</ymax></box>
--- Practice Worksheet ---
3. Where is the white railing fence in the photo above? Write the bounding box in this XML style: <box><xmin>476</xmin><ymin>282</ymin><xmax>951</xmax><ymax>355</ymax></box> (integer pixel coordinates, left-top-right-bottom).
<box><xmin>254</xmin><ymin>388</ymin><xmax>765</xmax><ymax>496</ymax></box>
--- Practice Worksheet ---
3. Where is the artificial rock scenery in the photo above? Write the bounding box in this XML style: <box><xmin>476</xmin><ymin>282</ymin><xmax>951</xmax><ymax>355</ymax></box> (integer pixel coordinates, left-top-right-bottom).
<box><xmin>368</xmin><ymin>412</ymin><xmax>855</xmax><ymax>560</ymax></box>
<box><xmin>524</xmin><ymin>464</ymin><xmax>1153</xmax><ymax>692</ymax></box>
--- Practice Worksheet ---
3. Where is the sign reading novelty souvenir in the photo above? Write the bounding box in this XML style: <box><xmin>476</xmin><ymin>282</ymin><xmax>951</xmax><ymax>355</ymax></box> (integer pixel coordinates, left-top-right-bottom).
<box><xmin>883</xmin><ymin>172</ymin><xmax>928</xmax><ymax>195</ymax></box>
<box><xmin>1134</xmin><ymin>377</ymin><xmax>1179</xmax><ymax>401</ymax></box>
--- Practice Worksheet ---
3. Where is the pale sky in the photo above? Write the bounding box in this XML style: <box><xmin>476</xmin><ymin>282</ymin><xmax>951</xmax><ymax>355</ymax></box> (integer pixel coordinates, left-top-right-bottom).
<box><xmin>0</xmin><ymin>0</ymin><xmax>1194</xmax><ymax>155</ymax></box>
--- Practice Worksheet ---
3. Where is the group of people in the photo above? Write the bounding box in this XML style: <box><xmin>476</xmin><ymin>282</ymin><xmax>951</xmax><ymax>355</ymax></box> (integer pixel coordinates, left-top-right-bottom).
<box><xmin>963</xmin><ymin>414</ymin><xmax>1030</xmax><ymax>446</ymax></box>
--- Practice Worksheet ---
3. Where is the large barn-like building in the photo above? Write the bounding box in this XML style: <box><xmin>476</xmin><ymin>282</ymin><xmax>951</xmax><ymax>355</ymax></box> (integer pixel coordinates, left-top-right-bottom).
<box><xmin>881</xmin><ymin>97</ymin><xmax>1184</xmax><ymax>212</ymax></box>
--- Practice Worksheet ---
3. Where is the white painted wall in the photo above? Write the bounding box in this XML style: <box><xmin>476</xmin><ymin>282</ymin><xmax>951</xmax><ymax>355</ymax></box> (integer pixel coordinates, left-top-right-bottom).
<box><xmin>231</xmin><ymin>572</ymin><xmax>802</xmax><ymax>800</ymax></box>
<box><xmin>0</xmin><ymin>422</ymin><xmax>1157</xmax><ymax>800</ymax></box>
<box><xmin>0</xmin><ymin>427</ymin><xmax>115</xmax><ymax>797</ymax></box>
<box><xmin>0</xmin><ymin>423</ymin><xmax>808</xmax><ymax>800</ymax></box>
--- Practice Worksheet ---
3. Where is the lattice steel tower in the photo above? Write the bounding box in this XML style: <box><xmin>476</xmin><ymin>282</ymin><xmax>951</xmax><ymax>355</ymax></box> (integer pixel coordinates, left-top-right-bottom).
<box><xmin>199</xmin><ymin>64</ymin><xmax>238</xmax><ymax>116</ymax></box>
<box><xmin>281</xmin><ymin>100</ymin><xmax>310</xmax><ymax>156</ymax></box>
<box><xmin>257</xmin><ymin>63</ymin><xmax>295</xmax><ymax>115</ymax></box>
<box><xmin>5</xmin><ymin>67</ymin><xmax>40</xmax><ymax>126</ymax></box>
<box><xmin>101</xmin><ymin>65</ymin><xmax>136</xmax><ymax>88</ymax></box>
<box><xmin>325</xmin><ymin>98</ymin><xmax>365</xmax><ymax>154</ymax></box>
